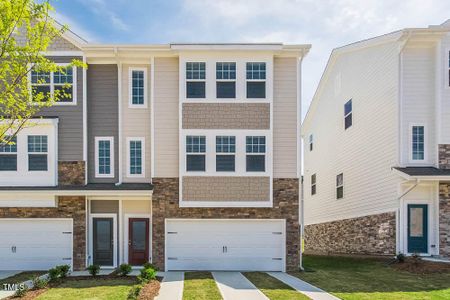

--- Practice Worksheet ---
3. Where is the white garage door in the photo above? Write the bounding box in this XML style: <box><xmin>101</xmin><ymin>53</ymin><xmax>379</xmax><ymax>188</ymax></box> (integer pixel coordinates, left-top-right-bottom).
<box><xmin>166</xmin><ymin>219</ymin><xmax>285</xmax><ymax>271</ymax></box>
<box><xmin>0</xmin><ymin>219</ymin><xmax>72</xmax><ymax>270</ymax></box>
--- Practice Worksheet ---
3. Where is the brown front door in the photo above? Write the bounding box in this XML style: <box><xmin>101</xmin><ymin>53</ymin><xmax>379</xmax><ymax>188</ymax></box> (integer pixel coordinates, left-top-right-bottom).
<box><xmin>128</xmin><ymin>218</ymin><xmax>149</xmax><ymax>265</ymax></box>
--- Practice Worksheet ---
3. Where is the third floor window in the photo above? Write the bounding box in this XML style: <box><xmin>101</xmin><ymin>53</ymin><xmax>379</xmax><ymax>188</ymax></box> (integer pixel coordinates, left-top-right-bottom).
<box><xmin>186</xmin><ymin>62</ymin><xmax>206</xmax><ymax>98</ymax></box>
<box><xmin>344</xmin><ymin>99</ymin><xmax>352</xmax><ymax>130</ymax></box>
<box><xmin>411</xmin><ymin>125</ymin><xmax>425</xmax><ymax>161</ymax></box>
<box><xmin>216</xmin><ymin>62</ymin><xmax>236</xmax><ymax>98</ymax></box>
<box><xmin>130</xmin><ymin>69</ymin><xmax>146</xmax><ymax>107</ymax></box>
<box><xmin>246</xmin><ymin>62</ymin><xmax>266</xmax><ymax>98</ymax></box>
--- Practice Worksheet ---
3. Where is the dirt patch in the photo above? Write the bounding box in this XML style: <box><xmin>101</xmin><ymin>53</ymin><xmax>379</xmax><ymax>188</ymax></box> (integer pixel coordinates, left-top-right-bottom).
<box><xmin>138</xmin><ymin>279</ymin><xmax>161</xmax><ymax>300</ymax></box>
<box><xmin>391</xmin><ymin>258</ymin><xmax>450</xmax><ymax>274</ymax></box>
<box><xmin>7</xmin><ymin>288</ymin><xmax>47</xmax><ymax>299</ymax></box>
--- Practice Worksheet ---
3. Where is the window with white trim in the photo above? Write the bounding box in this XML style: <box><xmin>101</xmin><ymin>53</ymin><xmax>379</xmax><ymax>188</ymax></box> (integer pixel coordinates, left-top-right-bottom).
<box><xmin>186</xmin><ymin>62</ymin><xmax>206</xmax><ymax>98</ymax></box>
<box><xmin>309</xmin><ymin>134</ymin><xmax>313</xmax><ymax>151</ymax></box>
<box><xmin>412</xmin><ymin>125</ymin><xmax>425</xmax><ymax>161</ymax></box>
<box><xmin>186</xmin><ymin>135</ymin><xmax>206</xmax><ymax>171</ymax></box>
<box><xmin>130</xmin><ymin>69</ymin><xmax>146</xmax><ymax>106</ymax></box>
<box><xmin>216</xmin><ymin>136</ymin><xmax>235</xmax><ymax>172</ymax></box>
<box><xmin>448</xmin><ymin>51</ymin><xmax>450</xmax><ymax>87</ymax></box>
<box><xmin>246</xmin><ymin>62</ymin><xmax>266</xmax><ymax>98</ymax></box>
<box><xmin>336</xmin><ymin>173</ymin><xmax>344</xmax><ymax>199</ymax></box>
<box><xmin>311</xmin><ymin>173</ymin><xmax>316</xmax><ymax>195</ymax></box>
<box><xmin>344</xmin><ymin>99</ymin><xmax>352</xmax><ymax>130</ymax></box>
<box><xmin>95</xmin><ymin>137</ymin><xmax>114</xmax><ymax>177</ymax></box>
<box><xmin>28</xmin><ymin>135</ymin><xmax>48</xmax><ymax>171</ymax></box>
<box><xmin>246</xmin><ymin>136</ymin><xmax>266</xmax><ymax>172</ymax></box>
<box><xmin>216</xmin><ymin>62</ymin><xmax>236</xmax><ymax>98</ymax></box>
<box><xmin>31</xmin><ymin>65</ymin><xmax>75</xmax><ymax>104</ymax></box>
<box><xmin>0</xmin><ymin>136</ymin><xmax>17</xmax><ymax>171</ymax></box>
<box><xmin>128</xmin><ymin>138</ymin><xmax>144</xmax><ymax>176</ymax></box>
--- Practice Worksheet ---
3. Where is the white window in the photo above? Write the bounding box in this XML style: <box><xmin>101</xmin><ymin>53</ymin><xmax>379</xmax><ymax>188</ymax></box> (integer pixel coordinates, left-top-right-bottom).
<box><xmin>95</xmin><ymin>137</ymin><xmax>114</xmax><ymax>178</ymax></box>
<box><xmin>309</xmin><ymin>134</ymin><xmax>313</xmax><ymax>151</ymax></box>
<box><xmin>344</xmin><ymin>99</ymin><xmax>352</xmax><ymax>130</ymax></box>
<box><xmin>411</xmin><ymin>125</ymin><xmax>425</xmax><ymax>161</ymax></box>
<box><xmin>336</xmin><ymin>173</ymin><xmax>344</xmax><ymax>199</ymax></box>
<box><xmin>448</xmin><ymin>51</ymin><xmax>450</xmax><ymax>87</ymax></box>
<box><xmin>246</xmin><ymin>62</ymin><xmax>266</xmax><ymax>99</ymax></box>
<box><xmin>246</xmin><ymin>136</ymin><xmax>266</xmax><ymax>172</ymax></box>
<box><xmin>129</xmin><ymin>68</ymin><xmax>147</xmax><ymax>107</ymax></box>
<box><xmin>27</xmin><ymin>135</ymin><xmax>48</xmax><ymax>171</ymax></box>
<box><xmin>216</xmin><ymin>136</ymin><xmax>235</xmax><ymax>172</ymax></box>
<box><xmin>127</xmin><ymin>137</ymin><xmax>145</xmax><ymax>177</ymax></box>
<box><xmin>186</xmin><ymin>135</ymin><xmax>206</xmax><ymax>171</ymax></box>
<box><xmin>216</xmin><ymin>62</ymin><xmax>236</xmax><ymax>98</ymax></box>
<box><xmin>0</xmin><ymin>136</ymin><xmax>17</xmax><ymax>171</ymax></box>
<box><xmin>186</xmin><ymin>62</ymin><xmax>206</xmax><ymax>99</ymax></box>
<box><xmin>30</xmin><ymin>64</ymin><xmax>76</xmax><ymax>105</ymax></box>
<box><xmin>311</xmin><ymin>174</ymin><xmax>316</xmax><ymax>195</ymax></box>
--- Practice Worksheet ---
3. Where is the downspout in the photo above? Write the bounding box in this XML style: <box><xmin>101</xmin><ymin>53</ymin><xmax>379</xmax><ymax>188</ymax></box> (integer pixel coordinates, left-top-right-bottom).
<box><xmin>116</xmin><ymin>47</ymin><xmax>123</xmax><ymax>185</ymax></box>
<box><xmin>298</xmin><ymin>50</ymin><xmax>305</xmax><ymax>271</ymax></box>
<box><xmin>299</xmin><ymin>175</ymin><xmax>305</xmax><ymax>271</ymax></box>
<box><xmin>82</xmin><ymin>55</ymin><xmax>88</xmax><ymax>185</ymax></box>
<box><xmin>396</xmin><ymin>178</ymin><xmax>419</xmax><ymax>255</ymax></box>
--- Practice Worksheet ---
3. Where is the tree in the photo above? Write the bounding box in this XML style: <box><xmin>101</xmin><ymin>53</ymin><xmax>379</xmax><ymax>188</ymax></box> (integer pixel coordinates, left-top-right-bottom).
<box><xmin>0</xmin><ymin>0</ymin><xmax>84</xmax><ymax>148</ymax></box>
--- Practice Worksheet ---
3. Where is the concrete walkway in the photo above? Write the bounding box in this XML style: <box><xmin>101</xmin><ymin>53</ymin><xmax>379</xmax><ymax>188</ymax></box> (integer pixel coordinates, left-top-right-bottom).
<box><xmin>213</xmin><ymin>272</ymin><xmax>268</xmax><ymax>300</ymax></box>
<box><xmin>154</xmin><ymin>272</ymin><xmax>184</xmax><ymax>300</ymax></box>
<box><xmin>268</xmin><ymin>272</ymin><xmax>340</xmax><ymax>300</ymax></box>
<box><xmin>69</xmin><ymin>269</ymin><xmax>114</xmax><ymax>277</ymax></box>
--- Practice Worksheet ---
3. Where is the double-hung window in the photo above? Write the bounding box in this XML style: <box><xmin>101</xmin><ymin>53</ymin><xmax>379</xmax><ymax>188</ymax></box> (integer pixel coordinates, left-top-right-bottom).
<box><xmin>130</xmin><ymin>68</ymin><xmax>147</xmax><ymax>107</ymax></box>
<box><xmin>31</xmin><ymin>65</ymin><xmax>75</xmax><ymax>104</ymax></box>
<box><xmin>0</xmin><ymin>137</ymin><xmax>17</xmax><ymax>171</ymax></box>
<box><xmin>448</xmin><ymin>51</ymin><xmax>450</xmax><ymax>87</ymax></box>
<box><xmin>311</xmin><ymin>174</ymin><xmax>316</xmax><ymax>195</ymax></box>
<box><xmin>186</xmin><ymin>136</ymin><xmax>206</xmax><ymax>171</ymax></box>
<box><xmin>246</xmin><ymin>62</ymin><xmax>266</xmax><ymax>98</ymax></box>
<box><xmin>95</xmin><ymin>137</ymin><xmax>114</xmax><ymax>177</ymax></box>
<box><xmin>216</xmin><ymin>136</ymin><xmax>235</xmax><ymax>172</ymax></box>
<box><xmin>186</xmin><ymin>62</ymin><xmax>206</xmax><ymax>98</ymax></box>
<box><xmin>412</xmin><ymin>125</ymin><xmax>425</xmax><ymax>161</ymax></box>
<box><xmin>216</xmin><ymin>62</ymin><xmax>236</xmax><ymax>98</ymax></box>
<box><xmin>246</xmin><ymin>136</ymin><xmax>266</xmax><ymax>172</ymax></box>
<box><xmin>309</xmin><ymin>134</ymin><xmax>314</xmax><ymax>151</ymax></box>
<box><xmin>28</xmin><ymin>135</ymin><xmax>48</xmax><ymax>171</ymax></box>
<box><xmin>344</xmin><ymin>99</ymin><xmax>352</xmax><ymax>129</ymax></box>
<box><xmin>128</xmin><ymin>138</ymin><xmax>144</xmax><ymax>176</ymax></box>
<box><xmin>336</xmin><ymin>173</ymin><xmax>344</xmax><ymax>199</ymax></box>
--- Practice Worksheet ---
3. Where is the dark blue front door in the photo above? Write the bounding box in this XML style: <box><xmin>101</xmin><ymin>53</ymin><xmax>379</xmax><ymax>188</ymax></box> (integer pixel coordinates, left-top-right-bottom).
<box><xmin>407</xmin><ymin>204</ymin><xmax>428</xmax><ymax>254</ymax></box>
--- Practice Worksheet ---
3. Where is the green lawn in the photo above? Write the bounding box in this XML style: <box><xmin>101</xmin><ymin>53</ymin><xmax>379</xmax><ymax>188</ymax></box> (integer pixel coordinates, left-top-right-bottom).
<box><xmin>244</xmin><ymin>272</ymin><xmax>309</xmax><ymax>300</ymax></box>
<box><xmin>0</xmin><ymin>271</ymin><xmax>46</xmax><ymax>289</ymax></box>
<box><xmin>291</xmin><ymin>255</ymin><xmax>450</xmax><ymax>300</ymax></box>
<box><xmin>36</xmin><ymin>278</ymin><xmax>138</xmax><ymax>300</ymax></box>
<box><xmin>183</xmin><ymin>272</ymin><xmax>222</xmax><ymax>300</ymax></box>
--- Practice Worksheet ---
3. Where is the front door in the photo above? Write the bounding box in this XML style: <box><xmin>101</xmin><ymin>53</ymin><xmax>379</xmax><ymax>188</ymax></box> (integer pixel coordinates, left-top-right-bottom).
<box><xmin>93</xmin><ymin>218</ymin><xmax>114</xmax><ymax>266</ymax></box>
<box><xmin>128</xmin><ymin>218</ymin><xmax>149</xmax><ymax>265</ymax></box>
<box><xmin>407</xmin><ymin>204</ymin><xmax>428</xmax><ymax>254</ymax></box>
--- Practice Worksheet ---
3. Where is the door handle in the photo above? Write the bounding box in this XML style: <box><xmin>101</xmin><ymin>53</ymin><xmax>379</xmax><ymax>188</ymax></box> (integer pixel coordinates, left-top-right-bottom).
<box><xmin>128</xmin><ymin>240</ymin><xmax>131</xmax><ymax>246</ymax></box>
<box><xmin>11</xmin><ymin>246</ymin><xmax>16</xmax><ymax>253</ymax></box>
<box><xmin>225</xmin><ymin>246</ymin><xmax>227</xmax><ymax>253</ymax></box>
<box><xmin>222</xmin><ymin>246</ymin><xmax>225</xmax><ymax>253</ymax></box>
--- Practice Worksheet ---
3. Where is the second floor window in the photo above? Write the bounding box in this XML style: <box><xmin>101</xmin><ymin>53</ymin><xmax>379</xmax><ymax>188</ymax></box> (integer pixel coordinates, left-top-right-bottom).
<box><xmin>130</xmin><ymin>69</ymin><xmax>146</xmax><ymax>106</ymax></box>
<box><xmin>309</xmin><ymin>134</ymin><xmax>313</xmax><ymax>151</ymax></box>
<box><xmin>186</xmin><ymin>135</ymin><xmax>206</xmax><ymax>171</ymax></box>
<box><xmin>0</xmin><ymin>136</ymin><xmax>17</xmax><ymax>171</ymax></box>
<box><xmin>216</xmin><ymin>62</ymin><xmax>236</xmax><ymax>98</ymax></box>
<box><xmin>311</xmin><ymin>174</ymin><xmax>316</xmax><ymax>195</ymax></box>
<box><xmin>336</xmin><ymin>173</ymin><xmax>344</xmax><ymax>199</ymax></box>
<box><xmin>216</xmin><ymin>136</ymin><xmax>235</xmax><ymax>172</ymax></box>
<box><xmin>129</xmin><ymin>139</ymin><xmax>144</xmax><ymax>176</ymax></box>
<box><xmin>412</xmin><ymin>125</ymin><xmax>425</xmax><ymax>161</ymax></box>
<box><xmin>28</xmin><ymin>135</ymin><xmax>48</xmax><ymax>171</ymax></box>
<box><xmin>344</xmin><ymin>99</ymin><xmax>352</xmax><ymax>130</ymax></box>
<box><xmin>31</xmin><ymin>66</ymin><xmax>75</xmax><ymax>103</ymax></box>
<box><xmin>186</xmin><ymin>62</ymin><xmax>206</xmax><ymax>98</ymax></box>
<box><xmin>95</xmin><ymin>137</ymin><xmax>114</xmax><ymax>177</ymax></box>
<box><xmin>246</xmin><ymin>136</ymin><xmax>266</xmax><ymax>172</ymax></box>
<box><xmin>246</xmin><ymin>62</ymin><xmax>266</xmax><ymax>98</ymax></box>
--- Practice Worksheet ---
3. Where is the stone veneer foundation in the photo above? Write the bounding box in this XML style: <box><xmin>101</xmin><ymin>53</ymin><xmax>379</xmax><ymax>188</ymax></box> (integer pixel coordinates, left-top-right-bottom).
<box><xmin>151</xmin><ymin>178</ymin><xmax>300</xmax><ymax>271</ymax></box>
<box><xmin>58</xmin><ymin>161</ymin><xmax>85</xmax><ymax>185</ymax></box>
<box><xmin>0</xmin><ymin>196</ymin><xmax>86</xmax><ymax>270</ymax></box>
<box><xmin>439</xmin><ymin>183</ymin><xmax>450</xmax><ymax>258</ymax></box>
<box><xmin>304</xmin><ymin>212</ymin><xmax>396</xmax><ymax>256</ymax></box>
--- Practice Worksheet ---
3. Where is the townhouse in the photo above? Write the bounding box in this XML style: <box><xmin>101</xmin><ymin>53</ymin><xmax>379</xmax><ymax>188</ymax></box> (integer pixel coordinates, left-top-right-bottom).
<box><xmin>302</xmin><ymin>20</ymin><xmax>450</xmax><ymax>258</ymax></box>
<box><xmin>0</xmin><ymin>29</ymin><xmax>309</xmax><ymax>272</ymax></box>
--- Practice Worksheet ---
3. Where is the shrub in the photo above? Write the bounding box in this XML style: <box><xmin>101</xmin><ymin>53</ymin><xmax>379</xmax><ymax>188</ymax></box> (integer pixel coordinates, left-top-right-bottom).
<box><xmin>127</xmin><ymin>285</ymin><xmax>142</xmax><ymax>300</ymax></box>
<box><xmin>56</xmin><ymin>265</ymin><xmax>70</xmax><ymax>278</ymax></box>
<box><xmin>32</xmin><ymin>276</ymin><xmax>48</xmax><ymax>290</ymax></box>
<box><xmin>13</xmin><ymin>284</ymin><xmax>28</xmax><ymax>298</ymax></box>
<box><xmin>142</xmin><ymin>262</ymin><xmax>158</xmax><ymax>271</ymax></box>
<box><xmin>118</xmin><ymin>263</ymin><xmax>132</xmax><ymax>276</ymax></box>
<box><xmin>48</xmin><ymin>268</ymin><xmax>60</xmax><ymax>281</ymax></box>
<box><xmin>87</xmin><ymin>264</ymin><xmax>100</xmax><ymax>276</ymax></box>
<box><xmin>396</xmin><ymin>253</ymin><xmax>406</xmax><ymax>263</ymax></box>
<box><xmin>137</xmin><ymin>267</ymin><xmax>157</xmax><ymax>284</ymax></box>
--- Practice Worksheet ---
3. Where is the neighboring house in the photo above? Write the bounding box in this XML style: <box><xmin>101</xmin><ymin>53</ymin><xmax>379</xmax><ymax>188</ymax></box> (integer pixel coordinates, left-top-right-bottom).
<box><xmin>302</xmin><ymin>20</ymin><xmax>450</xmax><ymax>259</ymax></box>
<box><xmin>0</xmin><ymin>29</ymin><xmax>310</xmax><ymax>272</ymax></box>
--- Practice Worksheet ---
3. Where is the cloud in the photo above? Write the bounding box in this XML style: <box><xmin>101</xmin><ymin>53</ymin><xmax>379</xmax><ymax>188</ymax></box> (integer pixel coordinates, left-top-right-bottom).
<box><xmin>76</xmin><ymin>0</ymin><xmax>129</xmax><ymax>32</ymax></box>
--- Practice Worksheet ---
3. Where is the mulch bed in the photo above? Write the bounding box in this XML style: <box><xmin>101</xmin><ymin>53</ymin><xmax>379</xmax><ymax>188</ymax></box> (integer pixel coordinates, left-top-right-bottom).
<box><xmin>391</xmin><ymin>258</ymin><xmax>450</xmax><ymax>274</ymax></box>
<box><xmin>7</xmin><ymin>288</ymin><xmax>47</xmax><ymax>300</ymax></box>
<box><xmin>138</xmin><ymin>279</ymin><xmax>161</xmax><ymax>300</ymax></box>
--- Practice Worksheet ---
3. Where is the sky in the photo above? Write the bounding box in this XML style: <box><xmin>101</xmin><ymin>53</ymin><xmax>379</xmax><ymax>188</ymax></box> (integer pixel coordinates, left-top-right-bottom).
<box><xmin>52</xmin><ymin>0</ymin><xmax>450</xmax><ymax>118</ymax></box>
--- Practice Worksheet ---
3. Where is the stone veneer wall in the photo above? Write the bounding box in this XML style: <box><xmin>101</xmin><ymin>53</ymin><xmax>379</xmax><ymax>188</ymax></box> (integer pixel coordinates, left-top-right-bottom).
<box><xmin>58</xmin><ymin>161</ymin><xmax>85</xmax><ymax>185</ymax></box>
<box><xmin>152</xmin><ymin>178</ymin><xmax>299</xmax><ymax>271</ymax></box>
<box><xmin>439</xmin><ymin>144</ymin><xmax>450</xmax><ymax>169</ymax></box>
<box><xmin>0</xmin><ymin>196</ymin><xmax>86</xmax><ymax>270</ymax></box>
<box><xmin>439</xmin><ymin>183</ymin><xmax>450</xmax><ymax>258</ymax></box>
<box><xmin>304</xmin><ymin>212</ymin><xmax>396</xmax><ymax>256</ymax></box>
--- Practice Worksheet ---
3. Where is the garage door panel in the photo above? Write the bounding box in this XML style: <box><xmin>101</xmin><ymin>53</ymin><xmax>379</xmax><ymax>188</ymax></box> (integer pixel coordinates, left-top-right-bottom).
<box><xmin>166</xmin><ymin>219</ymin><xmax>285</xmax><ymax>271</ymax></box>
<box><xmin>0</xmin><ymin>219</ymin><xmax>73</xmax><ymax>271</ymax></box>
